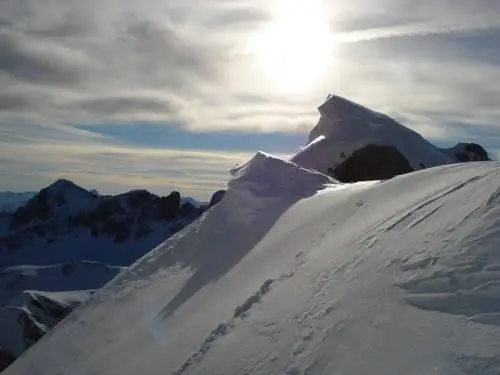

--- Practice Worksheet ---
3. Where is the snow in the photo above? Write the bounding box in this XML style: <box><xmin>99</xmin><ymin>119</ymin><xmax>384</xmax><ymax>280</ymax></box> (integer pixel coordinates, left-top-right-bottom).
<box><xmin>223</xmin><ymin>152</ymin><xmax>332</xmax><ymax>224</ymax></box>
<box><xmin>181</xmin><ymin>197</ymin><xmax>204</xmax><ymax>207</ymax></box>
<box><xmin>0</xmin><ymin>192</ymin><xmax>35</xmax><ymax>213</ymax></box>
<box><xmin>42</xmin><ymin>179</ymin><xmax>100</xmax><ymax>217</ymax></box>
<box><xmin>0</xmin><ymin>185</ymin><xmax>205</xmax><ymax>369</ymax></box>
<box><xmin>5</xmin><ymin>150</ymin><xmax>500</xmax><ymax>374</ymax></box>
<box><xmin>291</xmin><ymin>94</ymin><xmax>454</xmax><ymax>173</ymax></box>
<box><xmin>0</xmin><ymin>222</ymin><xmax>171</xmax><ymax>267</ymax></box>
<box><xmin>0</xmin><ymin>261</ymin><xmax>124</xmax><ymax>306</ymax></box>
<box><xmin>0</xmin><ymin>290</ymin><xmax>92</xmax><ymax>357</ymax></box>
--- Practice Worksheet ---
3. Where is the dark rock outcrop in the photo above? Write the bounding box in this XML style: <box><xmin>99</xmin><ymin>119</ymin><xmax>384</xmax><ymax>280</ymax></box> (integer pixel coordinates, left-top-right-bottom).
<box><xmin>330</xmin><ymin>144</ymin><xmax>414</xmax><ymax>183</ymax></box>
<box><xmin>209</xmin><ymin>190</ymin><xmax>226</xmax><ymax>208</ymax></box>
<box><xmin>10</xmin><ymin>189</ymin><xmax>52</xmax><ymax>230</ymax></box>
<box><xmin>155</xmin><ymin>191</ymin><xmax>181</xmax><ymax>221</ymax></box>
<box><xmin>0</xmin><ymin>348</ymin><xmax>16</xmax><ymax>372</ymax></box>
<box><xmin>441</xmin><ymin>142</ymin><xmax>491</xmax><ymax>163</ymax></box>
<box><xmin>458</xmin><ymin>143</ymin><xmax>490</xmax><ymax>162</ymax></box>
<box><xmin>2</xmin><ymin>183</ymin><xmax>205</xmax><ymax>252</ymax></box>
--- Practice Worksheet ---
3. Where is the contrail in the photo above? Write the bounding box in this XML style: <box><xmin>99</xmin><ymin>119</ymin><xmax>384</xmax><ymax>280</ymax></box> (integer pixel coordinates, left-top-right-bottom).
<box><xmin>334</xmin><ymin>15</ymin><xmax>500</xmax><ymax>43</ymax></box>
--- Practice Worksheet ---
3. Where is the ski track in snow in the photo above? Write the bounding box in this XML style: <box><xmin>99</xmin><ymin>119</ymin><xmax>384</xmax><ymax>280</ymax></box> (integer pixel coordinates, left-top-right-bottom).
<box><xmin>174</xmin><ymin>278</ymin><xmax>277</xmax><ymax>375</ymax></box>
<box><xmin>174</xmin><ymin>251</ymin><xmax>312</xmax><ymax>375</ymax></box>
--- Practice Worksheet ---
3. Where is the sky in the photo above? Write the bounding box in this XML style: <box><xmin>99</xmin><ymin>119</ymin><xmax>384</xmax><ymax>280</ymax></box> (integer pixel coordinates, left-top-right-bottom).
<box><xmin>1</xmin><ymin>0</ymin><xmax>500</xmax><ymax>200</ymax></box>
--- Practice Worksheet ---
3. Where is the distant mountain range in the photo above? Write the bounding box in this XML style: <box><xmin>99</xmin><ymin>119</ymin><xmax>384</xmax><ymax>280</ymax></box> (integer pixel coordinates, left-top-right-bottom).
<box><xmin>0</xmin><ymin>192</ymin><xmax>36</xmax><ymax>214</ymax></box>
<box><xmin>0</xmin><ymin>179</ymin><xmax>211</xmax><ymax>370</ymax></box>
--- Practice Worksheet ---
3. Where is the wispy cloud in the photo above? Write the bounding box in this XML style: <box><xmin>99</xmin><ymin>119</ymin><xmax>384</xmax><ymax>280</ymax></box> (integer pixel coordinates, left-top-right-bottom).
<box><xmin>0</xmin><ymin>140</ymin><xmax>262</xmax><ymax>199</ymax></box>
<box><xmin>336</xmin><ymin>16</ymin><xmax>500</xmax><ymax>43</ymax></box>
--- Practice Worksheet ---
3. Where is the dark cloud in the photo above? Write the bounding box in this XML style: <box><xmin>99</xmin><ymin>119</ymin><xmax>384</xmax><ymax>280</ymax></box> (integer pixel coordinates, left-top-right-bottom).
<box><xmin>0</xmin><ymin>4</ymin><xmax>221</xmax><ymax>122</ymax></box>
<box><xmin>0</xmin><ymin>92</ymin><xmax>32</xmax><ymax>110</ymax></box>
<box><xmin>0</xmin><ymin>30</ymin><xmax>86</xmax><ymax>84</ymax></box>
<box><xmin>0</xmin><ymin>0</ymin><xmax>498</xmax><ymax>136</ymax></box>
<box><xmin>0</xmin><ymin>84</ymin><xmax>57</xmax><ymax>112</ymax></box>
<box><xmin>75</xmin><ymin>96</ymin><xmax>175</xmax><ymax>115</ymax></box>
<box><xmin>116</xmin><ymin>20</ymin><xmax>218</xmax><ymax>84</ymax></box>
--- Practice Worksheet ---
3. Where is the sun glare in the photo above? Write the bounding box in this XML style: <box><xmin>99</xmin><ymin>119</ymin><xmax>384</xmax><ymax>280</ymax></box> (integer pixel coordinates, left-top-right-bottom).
<box><xmin>250</xmin><ymin>0</ymin><xmax>335</xmax><ymax>94</ymax></box>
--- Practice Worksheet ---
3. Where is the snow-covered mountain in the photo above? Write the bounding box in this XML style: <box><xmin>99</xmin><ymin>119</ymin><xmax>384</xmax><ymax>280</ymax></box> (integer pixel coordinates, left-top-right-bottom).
<box><xmin>3</xmin><ymin>94</ymin><xmax>497</xmax><ymax>374</ymax></box>
<box><xmin>0</xmin><ymin>192</ymin><xmax>35</xmax><ymax>214</ymax></box>
<box><xmin>1</xmin><ymin>180</ymin><xmax>205</xmax><ymax>267</ymax></box>
<box><xmin>291</xmin><ymin>95</ymin><xmax>489</xmax><ymax>180</ymax></box>
<box><xmin>0</xmin><ymin>180</ymin><xmax>208</xmax><ymax>371</ymax></box>
<box><xmin>440</xmin><ymin>142</ymin><xmax>492</xmax><ymax>162</ymax></box>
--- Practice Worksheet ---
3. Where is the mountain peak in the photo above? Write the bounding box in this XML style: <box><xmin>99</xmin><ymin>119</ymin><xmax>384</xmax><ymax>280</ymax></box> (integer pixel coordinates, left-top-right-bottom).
<box><xmin>42</xmin><ymin>179</ymin><xmax>98</xmax><ymax>204</ymax></box>
<box><xmin>45</xmin><ymin>179</ymin><xmax>87</xmax><ymax>194</ymax></box>
<box><xmin>292</xmin><ymin>94</ymin><xmax>454</xmax><ymax>179</ymax></box>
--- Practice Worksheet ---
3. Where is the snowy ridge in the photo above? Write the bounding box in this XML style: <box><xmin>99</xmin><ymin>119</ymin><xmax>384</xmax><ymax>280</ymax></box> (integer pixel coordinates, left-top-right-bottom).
<box><xmin>0</xmin><ymin>290</ymin><xmax>92</xmax><ymax>358</ymax></box>
<box><xmin>224</xmin><ymin>152</ymin><xmax>333</xmax><ymax>224</ymax></box>
<box><xmin>6</xmin><ymin>155</ymin><xmax>500</xmax><ymax>374</ymax></box>
<box><xmin>291</xmin><ymin>94</ymin><xmax>454</xmax><ymax>173</ymax></box>
<box><xmin>3</xmin><ymin>95</ymin><xmax>498</xmax><ymax>374</ymax></box>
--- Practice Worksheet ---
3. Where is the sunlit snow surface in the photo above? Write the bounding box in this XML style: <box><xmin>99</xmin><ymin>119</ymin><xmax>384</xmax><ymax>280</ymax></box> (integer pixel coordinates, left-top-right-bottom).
<box><xmin>6</xmin><ymin>155</ymin><xmax>500</xmax><ymax>375</ymax></box>
<box><xmin>291</xmin><ymin>95</ymin><xmax>454</xmax><ymax>173</ymax></box>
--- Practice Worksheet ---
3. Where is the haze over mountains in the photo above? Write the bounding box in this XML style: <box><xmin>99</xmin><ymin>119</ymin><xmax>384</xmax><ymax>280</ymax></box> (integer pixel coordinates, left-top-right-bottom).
<box><xmin>1</xmin><ymin>94</ymin><xmax>496</xmax><ymax>374</ymax></box>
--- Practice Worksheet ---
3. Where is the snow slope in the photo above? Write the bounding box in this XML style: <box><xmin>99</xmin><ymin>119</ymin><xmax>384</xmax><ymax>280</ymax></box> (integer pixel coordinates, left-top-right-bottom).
<box><xmin>0</xmin><ymin>192</ymin><xmax>35</xmax><ymax>213</ymax></box>
<box><xmin>291</xmin><ymin>94</ymin><xmax>455</xmax><ymax>173</ymax></box>
<box><xmin>5</xmin><ymin>150</ymin><xmax>500</xmax><ymax>374</ymax></box>
<box><xmin>0</xmin><ymin>290</ymin><xmax>92</xmax><ymax>358</ymax></box>
<box><xmin>0</xmin><ymin>179</ymin><xmax>208</xmax><ymax>371</ymax></box>
<box><xmin>0</xmin><ymin>261</ymin><xmax>124</xmax><ymax>306</ymax></box>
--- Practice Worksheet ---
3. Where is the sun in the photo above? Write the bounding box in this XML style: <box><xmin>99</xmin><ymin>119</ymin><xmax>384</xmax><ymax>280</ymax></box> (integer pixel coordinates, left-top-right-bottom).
<box><xmin>249</xmin><ymin>0</ymin><xmax>335</xmax><ymax>94</ymax></box>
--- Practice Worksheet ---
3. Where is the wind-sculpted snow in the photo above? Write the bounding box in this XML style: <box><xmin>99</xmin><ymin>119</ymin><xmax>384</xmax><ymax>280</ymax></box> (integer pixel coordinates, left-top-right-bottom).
<box><xmin>395</xmin><ymin>177</ymin><xmax>500</xmax><ymax>324</ymax></box>
<box><xmin>5</xmin><ymin>160</ymin><xmax>500</xmax><ymax>375</ymax></box>
<box><xmin>291</xmin><ymin>95</ymin><xmax>454</xmax><ymax>174</ymax></box>
<box><xmin>225</xmin><ymin>152</ymin><xmax>334</xmax><ymax>224</ymax></box>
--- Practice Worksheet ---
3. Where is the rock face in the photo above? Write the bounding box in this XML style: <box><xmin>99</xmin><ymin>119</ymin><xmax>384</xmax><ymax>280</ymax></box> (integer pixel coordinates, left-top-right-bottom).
<box><xmin>441</xmin><ymin>142</ymin><xmax>491</xmax><ymax>162</ymax></box>
<box><xmin>0</xmin><ymin>290</ymin><xmax>92</xmax><ymax>373</ymax></box>
<box><xmin>291</xmin><ymin>95</ymin><xmax>493</xmax><ymax>178</ymax></box>
<box><xmin>0</xmin><ymin>192</ymin><xmax>35</xmax><ymax>214</ymax></box>
<box><xmin>0</xmin><ymin>348</ymin><xmax>16</xmax><ymax>373</ymax></box>
<box><xmin>1</xmin><ymin>185</ymin><xmax>204</xmax><ymax>258</ymax></box>
<box><xmin>291</xmin><ymin>95</ymin><xmax>455</xmax><ymax>175</ymax></box>
<box><xmin>330</xmin><ymin>144</ymin><xmax>414</xmax><ymax>183</ymax></box>
<box><xmin>208</xmin><ymin>190</ymin><xmax>226</xmax><ymax>208</ymax></box>
<box><xmin>0</xmin><ymin>179</ymin><xmax>210</xmax><ymax>370</ymax></box>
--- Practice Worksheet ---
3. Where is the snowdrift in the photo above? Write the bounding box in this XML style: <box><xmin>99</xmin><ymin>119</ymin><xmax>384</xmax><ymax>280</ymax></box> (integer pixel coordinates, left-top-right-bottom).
<box><xmin>5</xmin><ymin>146</ymin><xmax>500</xmax><ymax>374</ymax></box>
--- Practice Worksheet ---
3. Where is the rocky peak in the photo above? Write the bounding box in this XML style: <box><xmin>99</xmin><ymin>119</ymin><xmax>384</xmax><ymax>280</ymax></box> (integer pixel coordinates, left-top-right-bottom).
<box><xmin>293</xmin><ymin>94</ymin><xmax>492</xmax><ymax>181</ymax></box>
<box><xmin>441</xmin><ymin>142</ymin><xmax>491</xmax><ymax>162</ymax></box>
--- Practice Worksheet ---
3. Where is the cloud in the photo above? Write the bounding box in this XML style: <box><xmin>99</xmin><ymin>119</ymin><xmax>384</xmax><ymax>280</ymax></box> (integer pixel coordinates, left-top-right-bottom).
<box><xmin>0</xmin><ymin>28</ymin><xmax>90</xmax><ymax>84</ymax></box>
<box><xmin>75</xmin><ymin>95</ymin><xmax>175</xmax><ymax>116</ymax></box>
<box><xmin>1</xmin><ymin>0</ymin><xmax>500</xmax><ymax>195</ymax></box>
<box><xmin>1</xmin><ymin>0</ymin><xmax>498</xmax><ymax>133</ymax></box>
<box><xmin>0</xmin><ymin>140</ymin><xmax>259</xmax><ymax>199</ymax></box>
<box><xmin>336</xmin><ymin>16</ymin><xmax>500</xmax><ymax>43</ymax></box>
